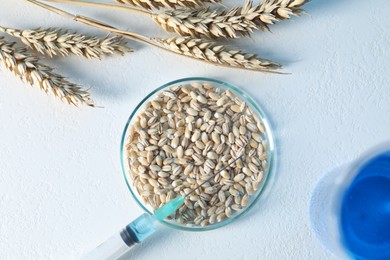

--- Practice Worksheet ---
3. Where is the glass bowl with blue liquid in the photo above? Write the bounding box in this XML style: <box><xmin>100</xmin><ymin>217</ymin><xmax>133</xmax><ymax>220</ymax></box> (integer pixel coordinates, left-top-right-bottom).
<box><xmin>310</xmin><ymin>144</ymin><xmax>390</xmax><ymax>259</ymax></box>
<box><xmin>120</xmin><ymin>77</ymin><xmax>276</xmax><ymax>231</ymax></box>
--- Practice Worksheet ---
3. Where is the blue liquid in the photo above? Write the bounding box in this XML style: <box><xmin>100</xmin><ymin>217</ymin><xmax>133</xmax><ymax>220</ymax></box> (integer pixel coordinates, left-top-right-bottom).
<box><xmin>341</xmin><ymin>151</ymin><xmax>390</xmax><ymax>259</ymax></box>
<box><xmin>127</xmin><ymin>213</ymin><xmax>156</xmax><ymax>242</ymax></box>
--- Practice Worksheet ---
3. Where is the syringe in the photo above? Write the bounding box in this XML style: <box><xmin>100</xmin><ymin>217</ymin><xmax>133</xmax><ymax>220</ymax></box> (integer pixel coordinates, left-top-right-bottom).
<box><xmin>82</xmin><ymin>157</ymin><xmax>241</xmax><ymax>259</ymax></box>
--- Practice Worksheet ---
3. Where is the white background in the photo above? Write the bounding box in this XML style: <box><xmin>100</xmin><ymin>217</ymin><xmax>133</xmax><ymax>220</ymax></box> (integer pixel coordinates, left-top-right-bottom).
<box><xmin>0</xmin><ymin>0</ymin><xmax>389</xmax><ymax>259</ymax></box>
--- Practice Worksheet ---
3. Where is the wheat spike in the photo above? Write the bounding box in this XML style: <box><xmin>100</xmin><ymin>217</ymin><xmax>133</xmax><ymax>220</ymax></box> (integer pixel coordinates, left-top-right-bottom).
<box><xmin>40</xmin><ymin>0</ymin><xmax>307</xmax><ymax>39</ymax></box>
<box><xmin>0</xmin><ymin>25</ymin><xmax>132</xmax><ymax>58</ymax></box>
<box><xmin>153</xmin><ymin>0</ymin><xmax>308</xmax><ymax>39</ymax></box>
<box><xmin>116</xmin><ymin>0</ymin><xmax>221</xmax><ymax>10</ymax></box>
<box><xmin>0</xmin><ymin>37</ymin><xmax>94</xmax><ymax>106</ymax></box>
<box><xmin>152</xmin><ymin>36</ymin><xmax>281</xmax><ymax>72</ymax></box>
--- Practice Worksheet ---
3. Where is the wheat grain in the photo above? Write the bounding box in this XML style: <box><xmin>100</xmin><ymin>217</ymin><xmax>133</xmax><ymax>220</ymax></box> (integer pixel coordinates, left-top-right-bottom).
<box><xmin>126</xmin><ymin>82</ymin><xmax>270</xmax><ymax>226</ymax></box>
<box><xmin>0</xmin><ymin>37</ymin><xmax>94</xmax><ymax>106</ymax></box>
<box><xmin>152</xmin><ymin>36</ymin><xmax>281</xmax><ymax>72</ymax></box>
<box><xmin>153</xmin><ymin>0</ymin><xmax>308</xmax><ymax>38</ymax></box>
<box><xmin>116</xmin><ymin>0</ymin><xmax>221</xmax><ymax>10</ymax></box>
<box><xmin>0</xmin><ymin>25</ymin><xmax>131</xmax><ymax>58</ymax></box>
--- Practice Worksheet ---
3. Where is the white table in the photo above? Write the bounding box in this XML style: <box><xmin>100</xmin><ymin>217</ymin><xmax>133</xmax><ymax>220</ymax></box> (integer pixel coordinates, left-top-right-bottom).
<box><xmin>1</xmin><ymin>0</ymin><xmax>389</xmax><ymax>259</ymax></box>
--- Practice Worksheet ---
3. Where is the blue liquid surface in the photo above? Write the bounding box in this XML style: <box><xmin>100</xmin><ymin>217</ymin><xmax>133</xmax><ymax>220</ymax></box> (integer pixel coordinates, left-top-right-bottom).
<box><xmin>341</xmin><ymin>151</ymin><xmax>390</xmax><ymax>259</ymax></box>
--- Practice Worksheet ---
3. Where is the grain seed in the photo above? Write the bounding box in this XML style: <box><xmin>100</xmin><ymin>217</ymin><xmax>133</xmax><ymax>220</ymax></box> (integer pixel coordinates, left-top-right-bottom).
<box><xmin>126</xmin><ymin>83</ymin><xmax>269</xmax><ymax>227</ymax></box>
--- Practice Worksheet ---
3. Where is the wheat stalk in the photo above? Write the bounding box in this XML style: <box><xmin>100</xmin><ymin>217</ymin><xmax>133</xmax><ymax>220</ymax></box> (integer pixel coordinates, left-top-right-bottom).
<box><xmin>115</xmin><ymin>0</ymin><xmax>221</xmax><ymax>10</ymax></box>
<box><xmin>27</xmin><ymin>0</ymin><xmax>282</xmax><ymax>73</ymax></box>
<box><xmin>0</xmin><ymin>37</ymin><xmax>94</xmax><ymax>106</ymax></box>
<box><xmin>153</xmin><ymin>0</ymin><xmax>309</xmax><ymax>38</ymax></box>
<box><xmin>0</xmin><ymin>25</ymin><xmax>132</xmax><ymax>59</ymax></box>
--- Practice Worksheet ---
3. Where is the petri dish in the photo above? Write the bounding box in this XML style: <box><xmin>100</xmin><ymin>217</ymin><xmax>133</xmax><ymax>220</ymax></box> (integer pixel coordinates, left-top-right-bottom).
<box><xmin>120</xmin><ymin>77</ymin><xmax>276</xmax><ymax>231</ymax></box>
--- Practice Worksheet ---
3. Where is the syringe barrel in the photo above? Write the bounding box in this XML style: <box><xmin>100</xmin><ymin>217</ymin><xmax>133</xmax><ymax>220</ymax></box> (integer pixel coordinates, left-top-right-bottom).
<box><xmin>82</xmin><ymin>213</ymin><xmax>157</xmax><ymax>260</ymax></box>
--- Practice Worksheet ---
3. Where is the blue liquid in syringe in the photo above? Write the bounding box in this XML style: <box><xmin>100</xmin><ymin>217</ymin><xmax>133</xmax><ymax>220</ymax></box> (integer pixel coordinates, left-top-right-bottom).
<box><xmin>340</xmin><ymin>151</ymin><xmax>390</xmax><ymax>259</ymax></box>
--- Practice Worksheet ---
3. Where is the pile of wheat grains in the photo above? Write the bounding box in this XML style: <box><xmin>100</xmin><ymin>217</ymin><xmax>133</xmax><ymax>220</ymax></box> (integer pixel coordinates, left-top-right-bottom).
<box><xmin>126</xmin><ymin>82</ymin><xmax>268</xmax><ymax>227</ymax></box>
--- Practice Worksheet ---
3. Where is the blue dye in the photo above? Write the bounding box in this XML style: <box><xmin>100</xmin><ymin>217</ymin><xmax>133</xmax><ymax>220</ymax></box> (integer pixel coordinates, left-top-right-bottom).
<box><xmin>341</xmin><ymin>151</ymin><xmax>390</xmax><ymax>259</ymax></box>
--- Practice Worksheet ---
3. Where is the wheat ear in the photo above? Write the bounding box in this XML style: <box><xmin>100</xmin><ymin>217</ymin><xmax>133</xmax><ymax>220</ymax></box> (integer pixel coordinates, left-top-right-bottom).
<box><xmin>115</xmin><ymin>0</ymin><xmax>221</xmax><ymax>10</ymax></box>
<box><xmin>152</xmin><ymin>37</ymin><xmax>281</xmax><ymax>72</ymax></box>
<box><xmin>153</xmin><ymin>0</ymin><xmax>309</xmax><ymax>39</ymax></box>
<box><xmin>44</xmin><ymin>0</ymin><xmax>308</xmax><ymax>39</ymax></box>
<box><xmin>0</xmin><ymin>25</ymin><xmax>132</xmax><ymax>59</ymax></box>
<box><xmin>27</xmin><ymin>0</ymin><xmax>282</xmax><ymax>73</ymax></box>
<box><xmin>0</xmin><ymin>37</ymin><xmax>94</xmax><ymax>106</ymax></box>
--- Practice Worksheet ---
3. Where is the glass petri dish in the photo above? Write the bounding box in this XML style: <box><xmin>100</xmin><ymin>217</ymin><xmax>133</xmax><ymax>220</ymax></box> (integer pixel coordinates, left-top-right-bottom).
<box><xmin>120</xmin><ymin>77</ymin><xmax>276</xmax><ymax>231</ymax></box>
